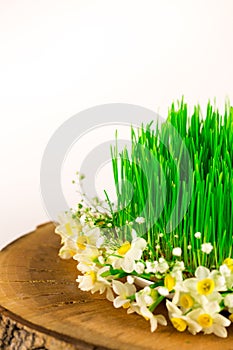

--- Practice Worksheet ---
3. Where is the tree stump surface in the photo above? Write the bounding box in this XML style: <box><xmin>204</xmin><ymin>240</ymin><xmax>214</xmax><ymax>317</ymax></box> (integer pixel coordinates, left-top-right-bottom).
<box><xmin>0</xmin><ymin>222</ymin><xmax>233</xmax><ymax>350</ymax></box>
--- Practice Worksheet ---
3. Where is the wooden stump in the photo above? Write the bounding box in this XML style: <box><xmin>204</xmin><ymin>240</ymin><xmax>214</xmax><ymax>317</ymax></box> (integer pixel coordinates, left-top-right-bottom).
<box><xmin>0</xmin><ymin>223</ymin><xmax>233</xmax><ymax>350</ymax></box>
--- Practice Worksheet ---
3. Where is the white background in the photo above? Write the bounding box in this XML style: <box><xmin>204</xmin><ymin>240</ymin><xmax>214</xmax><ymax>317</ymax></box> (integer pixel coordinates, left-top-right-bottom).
<box><xmin>0</xmin><ymin>0</ymin><xmax>233</xmax><ymax>249</ymax></box>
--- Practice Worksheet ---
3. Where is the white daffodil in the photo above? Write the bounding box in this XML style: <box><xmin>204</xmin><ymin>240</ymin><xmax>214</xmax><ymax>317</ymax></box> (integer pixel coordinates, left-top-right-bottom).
<box><xmin>224</xmin><ymin>294</ymin><xmax>233</xmax><ymax>313</ymax></box>
<box><xmin>172</xmin><ymin>279</ymin><xmax>190</xmax><ymax>305</ymax></box>
<box><xmin>113</xmin><ymin>237</ymin><xmax>147</xmax><ymax>273</ymax></box>
<box><xmin>81</xmin><ymin>225</ymin><xmax>104</xmax><ymax>248</ymax></box>
<box><xmin>74</xmin><ymin>246</ymin><xmax>100</xmax><ymax>268</ymax></box>
<box><xmin>77</xmin><ymin>265</ymin><xmax>114</xmax><ymax>301</ymax></box>
<box><xmin>220</xmin><ymin>263</ymin><xmax>233</xmax><ymax>289</ymax></box>
<box><xmin>139</xmin><ymin>305</ymin><xmax>167</xmax><ymax>332</ymax></box>
<box><xmin>166</xmin><ymin>300</ymin><xmax>202</xmax><ymax>335</ymax></box>
<box><xmin>136</xmin><ymin>286</ymin><xmax>156</xmax><ymax>307</ymax></box>
<box><xmin>188</xmin><ymin>301</ymin><xmax>231</xmax><ymax>338</ymax></box>
<box><xmin>171</xmin><ymin>261</ymin><xmax>185</xmax><ymax>282</ymax></box>
<box><xmin>112</xmin><ymin>280</ymin><xmax>136</xmax><ymax>308</ymax></box>
<box><xmin>184</xmin><ymin>266</ymin><xmax>225</xmax><ymax>299</ymax></box>
<box><xmin>55</xmin><ymin>212</ymin><xmax>83</xmax><ymax>259</ymax></box>
<box><xmin>129</xmin><ymin>287</ymin><xmax>167</xmax><ymax>332</ymax></box>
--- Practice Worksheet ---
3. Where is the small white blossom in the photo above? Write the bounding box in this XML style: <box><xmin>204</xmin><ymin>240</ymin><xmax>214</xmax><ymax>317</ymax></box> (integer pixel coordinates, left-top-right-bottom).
<box><xmin>201</xmin><ymin>243</ymin><xmax>213</xmax><ymax>254</ymax></box>
<box><xmin>135</xmin><ymin>216</ymin><xmax>145</xmax><ymax>224</ymax></box>
<box><xmin>134</xmin><ymin>261</ymin><xmax>145</xmax><ymax>274</ymax></box>
<box><xmin>172</xmin><ymin>247</ymin><xmax>182</xmax><ymax>257</ymax></box>
<box><xmin>112</xmin><ymin>280</ymin><xmax>136</xmax><ymax>308</ymax></box>
<box><xmin>157</xmin><ymin>258</ymin><xmax>169</xmax><ymax>274</ymax></box>
<box><xmin>194</xmin><ymin>232</ymin><xmax>201</xmax><ymax>239</ymax></box>
<box><xmin>145</xmin><ymin>261</ymin><xmax>158</xmax><ymax>274</ymax></box>
<box><xmin>187</xmin><ymin>245</ymin><xmax>192</xmax><ymax>250</ymax></box>
<box><xmin>127</xmin><ymin>275</ymin><xmax>135</xmax><ymax>284</ymax></box>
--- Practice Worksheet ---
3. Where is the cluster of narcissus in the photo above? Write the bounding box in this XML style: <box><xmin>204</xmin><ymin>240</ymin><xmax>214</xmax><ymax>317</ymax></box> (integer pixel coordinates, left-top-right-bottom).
<box><xmin>55</xmin><ymin>211</ymin><xmax>233</xmax><ymax>338</ymax></box>
<box><xmin>56</xmin><ymin>101</ymin><xmax>233</xmax><ymax>337</ymax></box>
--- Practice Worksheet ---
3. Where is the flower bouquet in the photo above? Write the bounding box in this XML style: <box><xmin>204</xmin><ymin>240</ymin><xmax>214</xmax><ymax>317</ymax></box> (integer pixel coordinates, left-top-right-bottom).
<box><xmin>55</xmin><ymin>100</ymin><xmax>233</xmax><ymax>338</ymax></box>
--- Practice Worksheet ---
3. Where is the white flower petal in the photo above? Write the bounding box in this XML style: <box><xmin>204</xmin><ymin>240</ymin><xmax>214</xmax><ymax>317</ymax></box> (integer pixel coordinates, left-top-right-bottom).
<box><xmin>113</xmin><ymin>296</ymin><xmax>128</xmax><ymax>308</ymax></box>
<box><xmin>214</xmin><ymin>314</ymin><xmax>231</xmax><ymax>327</ymax></box>
<box><xmin>150</xmin><ymin>316</ymin><xmax>158</xmax><ymax>332</ymax></box>
<box><xmin>112</xmin><ymin>280</ymin><xmax>126</xmax><ymax>296</ymax></box>
<box><xmin>156</xmin><ymin>315</ymin><xmax>167</xmax><ymax>326</ymax></box>
<box><xmin>121</xmin><ymin>256</ymin><xmax>135</xmax><ymax>273</ymax></box>
<box><xmin>166</xmin><ymin>300</ymin><xmax>182</xmax><ymax>316</ymax></box>
<box><xmin>212</xmin><ymin>324</ymin><xmax>228</xmax><ymax>338</ymax></box>
<box><xmin>195</xmin><ymin>266</ymin><xmax>210</xmax><ymax>279</ymax></box>
<box><xmin>106</xmin><ymin>287</ymin><xmax>114</xmax><ymax>302</ymax></box>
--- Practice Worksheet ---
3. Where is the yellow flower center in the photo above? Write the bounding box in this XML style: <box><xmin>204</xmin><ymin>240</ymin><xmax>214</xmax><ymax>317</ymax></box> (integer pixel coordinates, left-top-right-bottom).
<box><xmin>85</xmin><ymin>270</ymin><xmax>96</xmax><ymax>283</ymax></box>
<box><xmin>223</xmin><ymin>258</ymin><xmax>233</xmax><ymax>272</ymax></box>
<box><xmin>77</xmin><ymin>235</ymin><xmax>90</xmax><ymax>250</ymax></box>
<box><xmin>197</xmin><ymin>314</ymin><xmax>213</xmax><ymax>328</ymax></box>
<box><xmin>165</xmin><ymin>275</ymin><xmax>176</xmax><ymax>292</ymax></box>
<box><xmin>229</xmin><ymin>314</ymin><xmax>233</xmax><ymax>323</ymax></box>
<box><xmin>123</xmin><ymin>302</ymin><xmax>131</xmax><ymax>309</ymax></box>
<box><xmin>171</xmin><ymin>318</ymin><xmax>187</xmax><ymax>332</ymax></box>
<box><xmin>197</xmin><ymin>278</ymin><xmax>215</xmax><ymax>295</ymax></box>
<box><xmin>118</xmin><ymin>241</ymin><xmax>131</xmax><ymax>255</ymax></box>
<box><xmin>179</xmin><ymin>294</ymin><xmax>194</xmax><ymax>309</ymax></box>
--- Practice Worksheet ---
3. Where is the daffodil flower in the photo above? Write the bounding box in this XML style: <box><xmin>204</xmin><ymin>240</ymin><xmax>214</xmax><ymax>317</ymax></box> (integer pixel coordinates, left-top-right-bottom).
<box><xmin>224</xmin><ymin>294</ymin><xmax>233</xmax><ymax>313</ymax></box>
<box><xmin>166</xmin><ymin>300</ymin><xmax>202</xmax><ymax>335</ymax></box>
<box><xmin>77</xmin><ymin>265</ymin><xmax>114</xmax><ymax>301</ymax></box>
<box><xmin>129</xmin><ymin>287</ymin><xmax>167</xmax><ymax>332</ymax></box>
<box><xmin>184</xmin><ymin>266</ymin><xmax>226</xmax><ymax>300</ymax></box>
<box><xmin>112</xmin><ymin>237</ymin><xmax>147</xmax><ymax>273</ymax></box>
<box><xmin>220</xmin><ymin>263</ymin><xmax>233</xmax><ymax>289</ymax></box>
<box><xmin>112</xmin><ymin>280</ymin><xmax>136</xmax><ymax>308</ymax></box>
<box><xmin>188</xmin><ymin>301</ymin><xmax>231</xmax><ymax>338</ymax></box>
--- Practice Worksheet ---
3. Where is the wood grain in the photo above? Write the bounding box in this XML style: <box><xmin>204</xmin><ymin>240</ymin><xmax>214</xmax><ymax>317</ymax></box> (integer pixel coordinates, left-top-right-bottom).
<box><xmin>0</xmin><ymin>222</ymin><xmax>233</xmax><ymax>350</ymax></box>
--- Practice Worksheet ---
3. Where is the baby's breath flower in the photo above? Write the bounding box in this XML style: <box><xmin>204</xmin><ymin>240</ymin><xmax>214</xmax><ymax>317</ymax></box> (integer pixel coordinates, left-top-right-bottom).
<box><xmin>201</xmin><ymin>243</ymin><xmax>213</xmax><ymax>254</ymax></box>
<box><xmin>172</xmin><ymin>247</ymin><xmax>182</xmax><ymax>257</ymax></box>
<box><xmin>135</xmin><ymin>216</ymin><xmax>145</xmax><ymax>224</ymax></box>
<box><xmin>194</xmin><ymin>232</ymin><xmax>201</xmax><ymax>239</ymax></box>
<box><xmin>187</xmin><ymin>245</ymin><xmax>192</xmax><ymax>250</ymax></box>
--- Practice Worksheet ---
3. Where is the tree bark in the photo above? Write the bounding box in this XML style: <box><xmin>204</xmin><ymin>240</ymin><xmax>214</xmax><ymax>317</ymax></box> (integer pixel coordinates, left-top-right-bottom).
<box><xmin>0</xmin><ymin>223</ymin><xmax>232</xmax><ymax>350</ymax></box>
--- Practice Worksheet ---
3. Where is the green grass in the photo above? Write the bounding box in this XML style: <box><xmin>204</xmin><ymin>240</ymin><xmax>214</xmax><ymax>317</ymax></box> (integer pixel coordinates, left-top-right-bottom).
<box><xmin>109</xmin><ymin>100</ymin><xmax>233</xmax><ymax>273</ymax></box>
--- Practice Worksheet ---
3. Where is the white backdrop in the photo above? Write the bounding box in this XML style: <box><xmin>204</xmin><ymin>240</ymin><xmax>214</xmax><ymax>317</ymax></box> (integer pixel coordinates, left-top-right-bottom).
<box><xmin>0</xmin><ymin>0</ymin><xmax>233</xmax><ymax>249</ymax></box>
